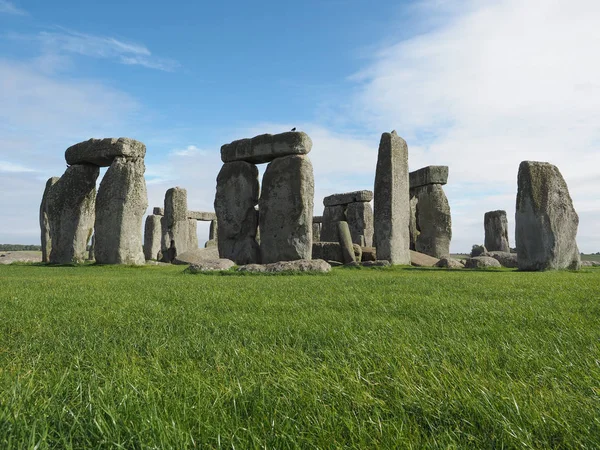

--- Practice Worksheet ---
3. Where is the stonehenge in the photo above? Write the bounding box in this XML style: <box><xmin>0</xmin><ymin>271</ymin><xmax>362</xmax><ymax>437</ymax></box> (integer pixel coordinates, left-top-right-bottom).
<box><xmin>321</xmin><ymin>190</ymin><xmax>373</xmax><ymax>247</ymax></box>
<box><xmin>215</xmin><ymin>131</ymin><xmax>314</xmax><ymax>264</ymax></box>
<box><xmin>484</xmin><ymin>210</ymin><xmax>510</xmax><ymax>252</ymax></box>
<box><xmin>39</xmin><ymin>177</ymin><xmax>60</xmax><ymax>263</ymax></box>
<box><xmin>373</xmin><ymin>131</ymin><xmax>411</xmax><ymax>265</ymax></box>
<box><xmin>516</xmin><ymin>161</ymin><xmax>580</xmax><ymax>271</ymax></box>
<box><xmin>409</xmin><ymin>166</ymin><xmax>451</xmax><ymax>258</ymax></box>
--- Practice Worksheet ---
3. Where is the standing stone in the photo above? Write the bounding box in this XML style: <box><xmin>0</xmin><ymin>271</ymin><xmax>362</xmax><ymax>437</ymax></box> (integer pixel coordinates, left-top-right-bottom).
<box><xmin>95</xmin><ymin>157</ymin><xmax>147</xmax><ymax>265</ymax></box>
<box><xmin>346</xmin><ymin>202</ymin><xmax>374</xmax><ymax>247</ymax></box>
<box><xmin>409</xmin><ymin>195</ymin><xmax>419</xmax><ymax>250</ymax></box>
<box><xmin>337</xmin><ymin>221</ymin><xmax>355</xmax><ymax>264</ymax></box>
<box><xmin>259</xmin><ymin>155</ymin><xmax>314</xmax><ymax>263</ymax></box>
<box><xmin>373</xmin><ymin>131</ymin><xmax>410</xmax><ymax>264</ymax></box>
<box><xmin>312</xmin><ymin>223</ymin><xmax>321</xmax><ymax>242</ymax></box>
<box><xmin>516</xmin><ymin>161</ymin><xmax>580</xmax><ymax>270</ymax></box>
<box><xmin>484</xmin><ymin>210</ymin><xmax>510</xmax><ymax>252</ymax></box>
<box><xmin>321</xmin><ymin>205</ymin><xmax>346</xmax><ymax>242</ymax></box>
<box><xmin>209</xmin><ymin>219</ymin><xmax>218</xmax><ymax>241</ymax></box>
<box><xmin>214</xmin><ymin>162</ymin><xmax>260</xmax><ymax>264</ymax></box>
<box><xmin>413</xmin><ymin>184</ymin><xmax>451</xmax><ymax>258</ymax></box>
<box><xmin>188</xmin><ymin>219</ymin><xmax>199</xmax><ymax>250</ymax></box>
<box><xmin>40</xmin><ymin>176</ymin><xmax>60</xmax><ymax>263</ymax></box>
<box><xmin>144</xmin><ymin>215</ymin><xmax>162</xmax><ymax>260</ymax></box>
<box><xmin>88</xmin><ymin>234</ymin><xmax>95</xmax><ymax>261</ymax></box>
<box><xmin>161</xmin><ymin>187</ymin><xmax>193</xmax><ymax>263</ymax></box>
<box><xmin>47</xmin><ymin>164</ymin><xmax>99</xmax><ymax>264</ymax></box>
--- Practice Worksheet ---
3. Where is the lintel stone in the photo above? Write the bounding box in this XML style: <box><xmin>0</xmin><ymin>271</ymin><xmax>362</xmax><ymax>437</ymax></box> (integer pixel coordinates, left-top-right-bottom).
<box><xmin>221</xmin><ymin>131</ymin><xmax>312</xmax><ymax>164</ymax></box>
<box><xmin>409</xmin><ymin>165</ymin><xmax>448</xmax><ymax>188</ymax></box>
<box><xmin>323</xmin><ymin>190</ymin><xmax>373</xmax><ymax>206</ymax></box>
<box><xmin>65</xmin><ymin>137</ymin><xmax>146</xmax><ymax>167</ymax></box>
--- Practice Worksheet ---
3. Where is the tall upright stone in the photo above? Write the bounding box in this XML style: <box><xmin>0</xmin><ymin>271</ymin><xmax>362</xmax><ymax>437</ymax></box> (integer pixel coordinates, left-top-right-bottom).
<box><xmin>484</xmin><ymin>210</ymin><xmax>510</xmax><ymax>252</ymax></box>
<box><xmin>47</xmin><ymin>164</ymin><xmax>99</xmax><ymax>264</ymax></box>
<box><xmin>413</xmin><ymin>184</ymin><xmax>451</xmax><ymax>258</ymax></box>
<box><xmin>259</xmin><ymin>155</ymin><xmax>314</xmax><ymax>263</ymax></box>
<box><xmin>214</xmin><ymin>162</ymin><xmax>260</xmax><ymax>264</ymax></box>
<box><xmin>161</xmin><ymin>187</ymin><xmax>193</xmax><ymax>263</ymax></box>
<box><xmin>373</xmin><ymin>131</ymin><xmax>410</xmax><ymax>264</ymax></box>
<box><xmin>144</xmin><ymin>215</ymin><xmax>162</xmax><ymax>260</ymax></box>
<box><xmin>40</xmin><ymin>176</ymin><xmax>60</xmax><ymax>263</ymax></box>
<box><xmin>346</xmin><ymin>201</ymin><xmax>374</xmax><ymax>247</ymax></box>
<box><xmin>516</xmin><ymin>161</ymin><xmax>580</xmax><ymax>271</ymax></box>
<box><xmin>95</xmin><ymin>157</ymin><xmax>147</xmax><ymax>265</ymax></box>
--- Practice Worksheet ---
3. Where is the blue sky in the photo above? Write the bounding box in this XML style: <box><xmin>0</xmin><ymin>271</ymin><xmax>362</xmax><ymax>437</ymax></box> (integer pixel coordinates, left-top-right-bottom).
<box><xmin>1</xmin><ymin>0</ymin><xmax>599</xmax><ymax>252</ymax></box>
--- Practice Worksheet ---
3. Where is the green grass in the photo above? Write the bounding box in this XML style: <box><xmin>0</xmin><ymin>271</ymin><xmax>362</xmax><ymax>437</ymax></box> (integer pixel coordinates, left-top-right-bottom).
<box><xmin>0</xmin><ymin>264</ymin><xmax>599</xmax><ymax>449</ymax></box>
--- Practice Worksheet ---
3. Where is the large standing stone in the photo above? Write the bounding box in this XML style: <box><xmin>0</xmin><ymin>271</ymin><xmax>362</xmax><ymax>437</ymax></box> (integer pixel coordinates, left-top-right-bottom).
<box><xmin>95</xmin><ymin>157</ymin><xmax>147</xmax><ymax>265</ymax></box>
<box><xmin>221</xmin><ymin>131</ymin><xmax>312</xmax><ymax>164</ymax></box>
<box><xmin>40</xmin><ymin>176</ymin><xmax>60</xmax><ymax>263</ymax></box>
<box><xmin>346</xmin><ymin>201</ymin><xmax>374</xmax><ymax>247</ymax></box>
<box><xmin>321</xmin><ymin>205</ymin><xmax>346</xmax><ymax>242</ymax></box>
<box><xmin>188</xmin><ymin>219</ymin><xmax>199</xmax><ymax>250</ymax></box>
<box><xmin>65</xmin><ymin>137</ymin><xmax>146</xmax><ymax>167</ymax></box>
<box><xmin>373</xmin><ymin>131</ymin><xmax>410</xmax><ymax>265</ymax></box>
<box><xmin>214</xmin><ymin>162</ymin><xmax>260</xmax><ymax>264</ymax></box>
<box><xmin>259</xmin><ymin>155</ymin><xmax>314</xmax><ymax>263</ymax></box>
<box><xmin>47</xmin><ymin>164</ymin><xmax>99</xmax><ymax>264</ymax></box>
<box><xmin>516</xmin><ymin>161</ymin><xmax>580</xmax><ymax>270</ymax></box>
<box><xmin>412</xmin><ymin>184</ymin><xmax>451</xmax><ymax>258</ymax></box>
<box><xmin>144</xmin><ymin>215</ymin><xmax>162</xmax><ymax>260</ymax></box>
<box><xmin>161</xmin><ymin>187</ymin><xmax>194</xmax><ymax>263</ymax></box>
<box><xmin>484</xmin><ymin>210</ymin><xmax>510</xmax><ymax>252</ymax></box>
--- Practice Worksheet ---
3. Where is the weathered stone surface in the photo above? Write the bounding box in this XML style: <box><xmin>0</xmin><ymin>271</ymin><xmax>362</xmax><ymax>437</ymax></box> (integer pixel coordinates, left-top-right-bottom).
<box><xmin>47</xmin><ymin>164</ymin><xmax>99</xmax><ymax>264</ymax></box>
<box><xmin>313</xmin><ymin>216</ymin><xmax>323</xmax><ymax>224</ymax></box>
<box><xmin>412</xmin><ymin>184</ymin><xmax>451</xmax><ymax>258</ymax></box>
<box><xmin>94</xmin><ymin>157</ymin><xmax>147</xmax><ymax>265</ymax></box>
<box><xmin>143</xmin><ymin>215</ymin><xmax>162</xmax><ymax>260</ymax></box>
<box><xmin>237</xmin><ymin>259</ymin><xmax>331</xmax><ymax>273</ymax></box>
<box><xmin>436</xmin><ymin>257</ymin><xmax>465</xmax><ymax>269</ymax></box>
<box><xmin>346</xmin><ymin>201</ymin><xmax>374</xmax><ymax>247</ymax></box>
<box><xmin>409</xmin><ymin>195</ymin><xmax>419</xmax><ymax>250</ymax></box>
<box><xmin>221</xmin><ymin>131</ymin><xmax>312</xmax><ymax>164</ymax></box>
<box><xmin>65</xmin><ymin>137</ymin><xmax>146</xmax><ymax>167</ymax></box>
<box><xmin>361</xmin><ymin>247</ymin><xmax>376</xmax><ymax>262</ymax></box>
<box><xmin>161</xmin><ymin>187</ymin><xmax>194</xmax><ymax>263</ymax></box>
<box><xmin>484</xmin><ymin>251</ymin><xmax>518</xmax><ymax>268</ymax></box>
<box><xmin>321</xmin><ymin>205</ymin><xmax>346</xmax><ymax>242</ymax></box>
<box><xmin>471</xmin><ymin>245</ymin><xmax>487</xmax><ymax>257</ymax></box>
<box><xmin>484</xmin><ymin>210</ymin><xmax>510</xmax><ymax>252</ymax></box>
<box><xmin>410</xmin><ymin>250</ymin><xmax>440</xmax><ymax>267</ymax></box>
<box><xmin>464</xmin><ymin>256</ymin><xmax>502</xmax><ymax>269</ymax></box>
<box><xmin>188</xmin><ymin>219</ymin><xmax>199</xmax><ymax>250</ymax></box>
<box><xmin>153</xmin><ymin>207</ymin><xmax>164</xmax><ymax>216</ymax></box>
<box><xmin>409</xmin><ymin>165</ymin><xmax>448</xmax><ymax>188</ymax></box>
<box><xmin>185</xmin><ymin>259</ymin><xmax>235</xmax><ymax>273</ymax></box>
<box><xmin>373</xmin><ymin>131</ymin><xmax>411</xmax><ymax>264</ymax></box>
<box><xmin>187</xmin><ymin>211</ymin><xmax>216</xmax><ymax>221</ymax></box>
<box><xmin>361</xmin><ymin>260</ymin><xmax>391</xmax><ymax>267</ymax></box>
<box><xmin>312</xmin><ymin>242</ymin><xmax>361</xmax><ymax>262</ymax></box>
<box><xmin>259</xmin><ymin>155</ymin><xmax>314</xmax><ymax>263</ymax></box>
<box><xmin>337</xmin><ymin>221</ymin><xmax>355</xmax><ymax>264</ymax></box>
<box><xmin>516</xmin><ymin>161</ymin><xmax>580</xmax><ymax>271</ymax></box>
<box><xmin>209</xmin><ymin>219</ymin><xmax>218</xmax><ymax>241</ymax></box>
<box><xmin>214</xmin><ymin>162</ymin><xmax>260</xmax><ymax>265</ymax></box>
<box><xmin>323</xmin><ymin>190</ymin><xmax>373</xmax><ymax>207</ymax></box>
<box><xmin>173</xmin><ymin>247</ymin><xmax>220</xmax><ymax>265</ymax></box>
<box><xmin>88</xmin><ymin>235</ymin><xmax>95</xmax><ymax>261</ymax></box>
<box><xmin>40</xmin><ymin>176</ymin><xmax>60</xmax><ymax>263</ymax></box>
<box><xmin>312</xmin><ymin>223</ymin><xmax>321</xmax><ymax>242</ymax></box>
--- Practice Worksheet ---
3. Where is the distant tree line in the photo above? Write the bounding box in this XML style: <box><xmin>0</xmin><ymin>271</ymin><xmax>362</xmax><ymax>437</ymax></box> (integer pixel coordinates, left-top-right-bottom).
<box><xmin>0</xmin><ymin>244</ymin><xmax>42</xmax><ymax>251</ymax></box>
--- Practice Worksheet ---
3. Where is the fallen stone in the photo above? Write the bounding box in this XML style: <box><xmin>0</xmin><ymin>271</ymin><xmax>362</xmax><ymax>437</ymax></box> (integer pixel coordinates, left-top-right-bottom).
<box><xmin>516</xmin><ymin>161</ymin><xmax>581</xmax><ymax>271</ymax></box>
<box><xmin>484</xmin><ymin>210</ymin><xmax>510</xmax><ymax>252</ymax></box>
<box><xmin>412</xmin><ymin>184</ymin><xmax>451</xmax><ymax>258</ymax></box>
<box><xmin>361</xmin><ymin>260</ymin><xmax>391</xmax><ymax>267</ymax></box>
<box><xmin>312</xmin><ymin>242</ymin><xmax>361</xmax><ymax>262</ymax></box>
<box><xmin>435</xmin><ymin>257</ymin><xmax>465</xmax><ymax>269</ymax></box>
<box><xmin>323</xmin><ymin>190</ymin><xmax>373</xmax><ymax>207</ymax></box>
<box><xmin>373</xmin><ymin>131</ymin><xmax>411</xmax><ymax>264</ymax></box>
<box><xmin>410</xmin><ymin>250</ymin><xmax>440</xmax><ymax>267</ymax></box>
<box><xmin>361</xmin><ymin>247</ymin><xmax>377</xmax><ymax>262</ymax></box>
<box><xmin>40</xmin><ymin>176</ymin><xmax>60</xmax><ymax>263</ymax></box>
<box><xmin>214</xmin><ymin>162</ymin><xmax>260</xmax><ymax>265</ymax></box>
<box><xmin>464</xmin><ymin>256</ymin><xmax>502</xmax><ymax>269</ymax></box>
<box><xmin>65</xmin><ymin>137</ymin><xmax>146</xmax><ymax>167</ymax></box>
<box><xmin>187</xmin><ymin>211</ymin><xmax>216</xmax><ymax>221</ymax></box>
<box><xmin>143</xmin><ymin>215</ymin><xmax>162</xmax><ymax>260</ymax></box>
<box><xmin>173</xmin><ymin>247</ymin><xmax>220</xmax><ymax>265</ymax></box>
<box><xmin>185</xmin><ymin>259</ymin><xmax>235</xmax><ymax>273</ymax></box>
<box><xmin>484</xmin><ymin>251</ymin><xmax>518</xmax><ymax>268</ymax></box>
<box><xmin>346</xmin><ymin>201</ymin><xmax>374</xmax><ymax>247</ymax></box>
<box><xmin>471</xmin><ymin>245</ymin><xmax>487</xmax><ymax>257</ymax></box>
<box><xmin>237</xmin><ymin>259</ymin><xmax>331</xmax><ymax>273</ymax></box>
<box><xmin>221</xmin><ymin>131</ymin><xmax>312</xmax><ymax>164</ymax></box>
<box><xmin>47</xmin><ymin>164</ymin><xmax>99</xmax><ymax>264</ymax></box>
<box><xmin>259</xmin><ymin>155</ymin><xmax>314</xmax><ymax>263</ymax></box>
<box><xmin>95</xmin><ymin>157</ymin><xmax>147</xmax><ymax>265</ymax></box>
<box><xmin>153</xmin><ymin>207</ymin><xmax>164</xmax><ymax>216</ymax></box>
<box><xmin>409</xmin><ymin>165</ymin><xmax>448</xmax><ymax>188</ymax></box>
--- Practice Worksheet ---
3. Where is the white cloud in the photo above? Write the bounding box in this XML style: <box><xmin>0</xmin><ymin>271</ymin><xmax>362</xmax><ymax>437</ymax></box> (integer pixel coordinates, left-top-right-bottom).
<box><xmin>0</xmin><ymin>161</ymin><xmax>37</xmax><ymax>173</ymax></box>
<box><xmin>0</xmin><ymin>0</ymin><xmax>26</xmax><ymax>15</ymax></box>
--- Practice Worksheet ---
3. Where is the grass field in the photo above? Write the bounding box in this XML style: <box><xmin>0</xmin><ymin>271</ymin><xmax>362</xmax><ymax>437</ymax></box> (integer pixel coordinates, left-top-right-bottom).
<box><xmin>0</xmin><ymin>264</ymin><xmax>599</xmax><ymax>449</ymax></box>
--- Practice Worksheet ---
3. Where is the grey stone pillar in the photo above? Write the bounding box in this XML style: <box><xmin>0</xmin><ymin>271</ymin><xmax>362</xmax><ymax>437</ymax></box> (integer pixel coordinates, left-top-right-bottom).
<box><xmin>144</xmin><ymin>215</ymin><xmax>162</xmax><ymax>260</ymax></box>
<box><xmin>484</xmin><ymin>210</ymin><xmax>510</xmax><ymax>252</ymax></box>
<box><xmin>161</xmin><ymin>187</ymin><xmax>193</xmax><ymax>263</ymax></box>
<box><xmin>346</xmin><ymin>201</ymin><xmax>374</xmax><ymax>247</ymax></box>
<box><xmin>40</xmin><ymin>176</ymin><xmax>60</xmax><ymax>263</ymax></box>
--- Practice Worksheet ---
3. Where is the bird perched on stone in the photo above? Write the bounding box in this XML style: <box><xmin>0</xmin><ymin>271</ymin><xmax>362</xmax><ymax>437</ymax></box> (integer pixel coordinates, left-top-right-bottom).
<box><xmin>291</xmin><ymin>127</ymin><xmax>296</xmax><ymax>131</ymax></box>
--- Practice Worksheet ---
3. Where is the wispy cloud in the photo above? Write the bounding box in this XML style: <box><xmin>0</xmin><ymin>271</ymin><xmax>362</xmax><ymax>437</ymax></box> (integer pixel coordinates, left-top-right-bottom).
<box><xmin>170</xmin><ymin>145</ymin><xmax>207</xmax><ymax>157</ymax></box>
<box><xmin>0</xmin><ymin>161</ymin><xmax>37</xmax><ymax>173</ymax></box>
<box><xmin>0</xmin><ymin>0</ymin><xmax>26</xmax><ymax>15</ymax></box>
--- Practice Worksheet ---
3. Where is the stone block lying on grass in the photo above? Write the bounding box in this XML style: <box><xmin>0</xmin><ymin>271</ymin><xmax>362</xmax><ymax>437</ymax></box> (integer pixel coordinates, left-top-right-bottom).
<box><xmin>410</xmin><ymin>250</ymin><xmax>439</xmax><ymax>267</ymax></box>
<box><xmin>185</xmin><ymin>259</ymin><xmax>235</xmax><ymax>273</ymax></box>
<box><xmin>312</xmin><ymin>242</ymin><xmax>361</xmax><ymax>263</ymax></box>
<box><xmin>173</xmin><ymin>247</ymin><xmax>220</xmax><ymax>265</ymax></box>
<box><xmin>236</xmin><ymin>259</ymin><xmax>331</xmax><ymax>273</ymax></box>
<box><xmin>360</xmin><ymin>260</ymin><xmax>391</xmax><ymax>267</ymax></box>
<box><xmin>483</xmin><ymin>251</ymin><xmax>518</xmax><ymax>268</ymax></box>
<box><xmin>435</xmin><ymin>257</ymin><xmax>465</xmax><ymax>269</ymax></box>
<box><xmin>464</xmin><ymin>256</ymin><xmax>501</xmax><ymax>269</ymax></box>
